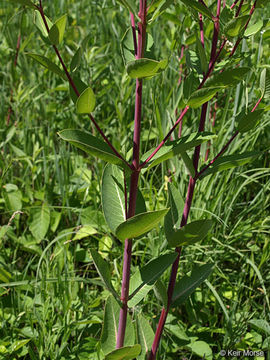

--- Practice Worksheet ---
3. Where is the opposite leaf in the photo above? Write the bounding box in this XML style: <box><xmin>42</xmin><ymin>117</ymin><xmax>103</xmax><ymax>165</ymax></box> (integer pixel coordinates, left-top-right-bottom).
<box><xmin>224</xmin><ymin>15</ymin><xmax>249</xmax><ymax>38</ymax></box>
<box><xmin>128</xmin><ymin>252</ymin><xmax>178</xmax><ymax>307</ymax></box>
<box><xmin>58</xmin><ymin>130</ymin><xmax>127</xmax><ymax>169</ymax></box>
<box><xmin>126</xmin><ymin>58</ymin><xmax>167</xmax><ymax>79</ymax></box>
<box><xmin>105</xmin><ymin>344</ymin><xmax>141</xmax><ymax>360</ymax></box>
<box><xmin>101</xmin><ymin>295</ymin><xmax>135</xmax><ymax>355</ymax></box>
<box><xmin>76</xmin><ymin>87</ymin><xmax>96</xmax><ymax>114</ymax></box>
<box><xmin>27</xmin><ymin>53</ymin><xmax>65</xmax><ymax>79</ymax></box>
<box><xmin>166</xmin><ymin>219</ymin><xmax>213</xmax><ymax>248</ymax></box>
<box><xmin>187</xmin><ymin>88</ymin><xmax>219</xmax><ymax>108</ymax></box>
<box><xmin>115</xmin><ymin>209</ymin><xmax>169</xmax><ymax>242</ymax></box>
<box><xmin>204</xmin><ymin>67</ymin><xmax>250</xmax><ymax>89</ymax></box>
<box><xmin>236</xmin><ymin>110</ymin><xmax>264</xmax><ymax>133</ymax></box>
<box><xmin>49</xmin><ymin>14</ymin><xmax>67</xmax><ymax>46</ymax></box>
<box><xmin>172</xmin><ymin>263</ymin><xmax>214</xmax><ymax>306</ymax></box>
<box><xmin>180</xmin><ymin>0</ymin><xmax>214</xmax><ymax>20</ymax></box>
<box><xmin>199</xmin><ymin>151</ymin><xmax>261</xmax><ymax>178</ymax></box>
<box><xmin>137</xmin><ymin>315</ymin><xmax>155</xmax><ymax>360</ymax></box>
<box><xmin>90</xmin><ymin>249</ymin><xmax>119</xmax><ymax>301</ymax></box>
<box><xmin>101</xmin><ymin>164</ymin><xmax>126</xmax><ymax>233</ymax></box>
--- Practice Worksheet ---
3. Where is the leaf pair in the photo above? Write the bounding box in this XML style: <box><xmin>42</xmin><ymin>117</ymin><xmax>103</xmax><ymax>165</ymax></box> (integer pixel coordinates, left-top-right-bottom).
<box><xmin>102</xmin><ymin>164</ymin><xmax>168</xmax><ymax>241</ymax></box>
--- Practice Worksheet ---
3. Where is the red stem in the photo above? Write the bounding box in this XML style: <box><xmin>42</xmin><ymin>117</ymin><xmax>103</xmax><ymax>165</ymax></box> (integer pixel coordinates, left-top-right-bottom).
<box><xmin>199</xmin><ymin>14</ymin><xmax>205</xmax><ymax>48</ymax></box>
<box><xmin>231</xmin><ymin>0</ymin><xmax>240</xmax><ymax>9</ymax></box>
<box><xmin>116</xmin><ymin>0</ymin><xmax>147</xmax><ymax>348</ymax></box>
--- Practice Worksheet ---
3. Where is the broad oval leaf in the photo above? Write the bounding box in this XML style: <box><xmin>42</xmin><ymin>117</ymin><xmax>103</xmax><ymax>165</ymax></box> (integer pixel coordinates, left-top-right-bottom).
<box><xmin>101</xmin><ymin>295</ymin><xmax>135</xmax><ymax>355</ymax></box>
<box><xmin>236</xmin><ymin>110</ymin><xmax>264</xmax><ymax>133</ymax></box>
<box><xmin>49</xmin><ymin>14</ymin><xmax>67</xmax><ymax>45</ymax></box>
<box><xmin>199</xmin><ymin>151</ymin><xmax>261</xmax><ymax>178</ymax></box>
<box><xmin>101</xmin><ymin>164</ymin><xmax>126</xmax><ymax>233</ymax></box>
<box><xmin>27</xmin><ymin>53</ymin><xmax>65</xmax><ymax>79</ymax></box>
<box><xmin>187</xmin><ymin>88</ymin><xmax>219</xmax><ymax>108</ymax></box>
<box><xmin>172</xmin><ymin>263</ymin><xmax>214</xmax><ymax>306</ymax></box>
<box><xmin>58</xmin><ymin>130</ymin><xmax>127</xmax><ymax>168</ymax></box>
<box><xmin>105</xmin><ymin>344</ymin><xmax>141</xmax><ymax>360</ymax></box>
<box><xmin>142</xmin><ymin>132</ymin><xmax>216</xmax><ymax>170</ymax></box>
<box><xmin>29</xmin><ymin>202</ymin><xmax>50</xmax><ymax>241</ymax></box>
<box><xmin>244</xmin><ymin>20</ymin><xmax>263</xmax><ymax>37</ymax></box>
<box><xmin>126</xmin><ymin>58</ymin><xmax>167</xmax><ymax>79</ymax></box>
<box><xmin>76</xmin><ymin>87</ymin><xmax>96</xmax><ymax>114</ymax></box>
<box><xmin>128</xmin><ymin>252</ymin><xmax>178</xmax><ymax>307</ymax></box>
<box><xmin>90</xmin><ymin>249</ymin><xmax>119</xmax><ymax>301</ymax></box>
<box><xmin>204</xmin><ymin>67</ymin><xmax>250</xmax><ymax>89</ymax></box>
<box><xmin>115</xmin><ymin>209</ymin><xmax>169</xmax><ymax>242</ymax></box>
<box><xmin>137</xmin><ymin>315</ymin><xmax>155</xmax><ymax>360</ymax></box>
<box><xmin>166</xmin><ymin>219</ymin><xmax>213</xmax><ymax>248</ymax></box>
<box><xmin>180</xmin><ymin>0</ymin><xmax>214</xmax><ymax>20</ymax></box>
<box><xmin>224</xmin><ymin>15</ymin><xmax>249</xmax><ymax>38</ymax></box>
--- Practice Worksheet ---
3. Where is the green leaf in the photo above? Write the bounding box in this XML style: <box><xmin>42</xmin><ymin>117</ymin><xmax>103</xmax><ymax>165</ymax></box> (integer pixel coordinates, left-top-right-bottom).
<box><xmin>181</xmin><ymin>151</ymin><xmax>196</xmax><ymax>177</ymax></box>
<box><xmin>0</xmin><ymin>267</ymin><xmax>12</xmax><ymax>283</ymax></box>
<box><xmin>27</xmin><ymin>53</ymin><xmax>65</xmax><ymax>79</ymax></box>
<box><xmin>29</xmin><ymin>203</ymin><xmax>50</xmax><ymax>241</ymax></box>
<box><xmin>142</xmin><ymin>132</ymin><xmax>216</xmax><ymax>170</ymax></box>
<box><xmin>256</xmin><ymin>0</ymin><xmax>267</xmax><ymax>8</ymax></box>
<box><xmin>76</xmin><ymin>87</ymin><xmax>96</xmax><ymax>114</ymax></box>
<box><xmin>180</xmin><ymin>0</ymin><xmax>214</xmax><ymax>20</ymax></box>
<box><xmin>115</xmin><ymin>209</ymin><xmax>169</xmax><ymax>242</ymax></box>
<box><xmin>164</xmin><ymin>183</ymin><xmax>185</xmax><ymax>242</ymax></box>
<box><xmin>34</xmin><ymin>10</ymin><xmax>53</xmax><ymax>38</ymax></box>
<box><xmin>49</xmin><ymin>14</ymin><xmax>67</xmax><ymax>45</ymax></box>
<box><xmin>137</xmin><ymin>315</ymin><xmax>155</xmax><ymax>360</ymax></box>
<box><xmin>90</xmin><ymin>249</ymin><xmax>119</xmax><ymax>301</ymax></box>
<box><xmin>105</xmin><ymin>345</ymin><xmax>141</xmax><ymax>360</ymax></box>
<box><xmin>116</xmin><ymin>0</ymin><xmax>137</xmax><ymax>15</ymax></box>
<box><xmin>153</xmin><ymin>279</ymin><xmax>168</xmax><ymax>307</ymax></box>
<box><xmin>199</xmin><ymin>151</ymin><xmax>261</xmax><ymax>178</ymax></box>
<box><xmin>244</xmin><ymin>20</ymin><xmax>263</xmax><ymax>37</ymax></box>
<box><xmin>149</xmin><ymin>0</ymin><xmax>174</xmax><ymax>23</ymax></box>
<box><xmin>70</xmin><ymin>47</ymin><xmax>83</xmax><ymax>72</ymax></box>
<box><xmin>128</xmin><ymin>252</ymin><xmax>178</xmax><ymax>307</ymax></box>
<box><xmin>101</xmin><ymin>295</ymin><xmax>135</xmax><ymax>355</ymax></box>
<box><xmin>187</xmin><ymin>341</ymin><xmax>212</xmax><ymax>360</ymax></box>
<box><xmin>172</xmin><ymin>263</ymin><xmax>214</xmax><ymax>306</ymax></box>
<box><xmin>236</xmin><ymin>110</ymin><xmax>264</xmax><ymax>133</ymax></box>
<box><xmin>11</xmin><ymin>339</ymin><xmax>31</xmax><ymax>352</ymax></box>
<box><xmin>204</xmin><ymin>67</ymin><xmax>250</xmax><ymax>89</ymax></box>
<box><xmin>260</xmin><ymin>68</ymin><xmax>270</xmax><ymax>98</ymax></box>
<box><xmin>58</xmin><ymin>130</ymin><xmax>127</xmax><ymax>168</ymax></box>
<box><xmin>3</xmin><ymin>187</ymin><xmax>22</xmax><ymax>211</ymax></box>
<box><xmin>183</xmin><ymin>72</ymin><xmax>200</xmax><ymax>102</ymax></box>
<box><xmin>9</xmin><ymin>0</ymin><xmax>36</xmax><ymax>9</ymax></box>
<box><xmin>224</xmin><ymin>15</ymin><xmax>249</xmax><ymax>38</ymax></box>
<box><xmin>166</xmin><ymin>219</ymin><xmax>213</xmax><ymax>248</ymax></box>
<box><xmin>101</xmin><ymin>164</ymin><xmax>126</xmax><ymax>233</ymax></box>
<box><xmin>187</xmin><ymin>88</ymin><xmax>219</xmax><ymax>108</ymax></box>
<box><xmin>248</xmin><ymin>319</ymin><xmax>270</xmax><ymax>336</ymax></box>
<box><xmin>196</xmin><ymin>36</ymin><xmax>208</xmax><ymax>74</ymax></box>
<box><xmin>126</xmin><ymin>58</ymin><xmax>168</xmax><ymax>79</ymax></box>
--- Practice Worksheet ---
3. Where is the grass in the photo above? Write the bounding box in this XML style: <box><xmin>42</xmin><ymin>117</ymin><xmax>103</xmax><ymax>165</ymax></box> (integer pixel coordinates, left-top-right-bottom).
<box><xmin>1</xmin><ymin>0</ymin><xmax>270</xmax><ymax>359</ymax></box>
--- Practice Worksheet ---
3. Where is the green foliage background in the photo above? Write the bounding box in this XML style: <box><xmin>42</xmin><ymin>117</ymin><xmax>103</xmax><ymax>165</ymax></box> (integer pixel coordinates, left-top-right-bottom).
<box><xmin>0</xmin><ymin>0</ymin><xmax>270</xmax><ymax>358</ymax></box>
